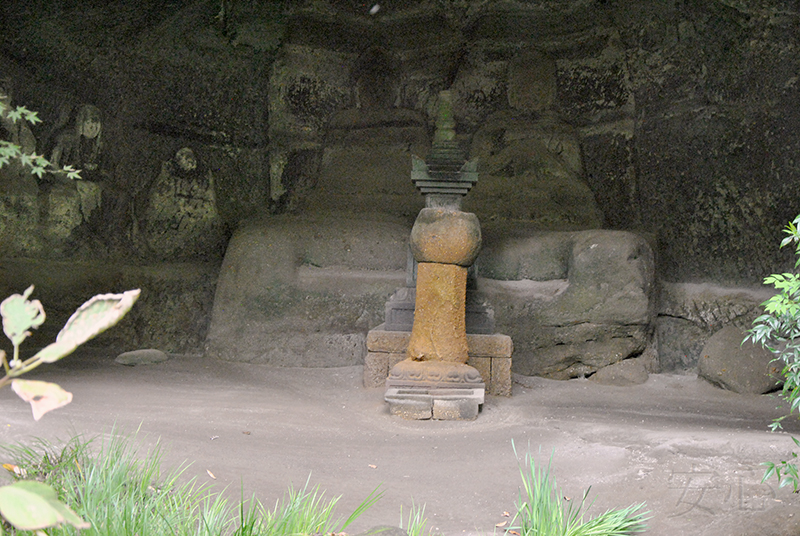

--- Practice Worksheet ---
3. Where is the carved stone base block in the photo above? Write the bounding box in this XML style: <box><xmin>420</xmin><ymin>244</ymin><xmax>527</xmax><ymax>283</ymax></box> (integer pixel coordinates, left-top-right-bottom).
<box><xmin>365</xmin><ymin>324</ymin><xmax>513</xmax><ymax>396</ymax></box>
<box><xmin>385</xmin><ymin>387</ymin><xmax>483</xmax><ymax>420</ymax></box>
<box><xmin>386</xmin><ymin>359</ymin><xmax>485</xmax><ymax>389</ymax></box>
<box><xmin>384</xmin><ymin>359</ymin><xmax>485</xmax><ymax>420</ymax></box>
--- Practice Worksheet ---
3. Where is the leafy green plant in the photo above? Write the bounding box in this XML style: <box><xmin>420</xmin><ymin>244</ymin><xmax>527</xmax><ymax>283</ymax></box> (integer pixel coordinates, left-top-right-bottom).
<box><xmin>1</xmin><ymin>286</ymin><xmax>140</xmax><ymax>419</ymax></box>
<box><xmin>509</xmin><ymin>443</ymin><xmax>648</xmax><ymax>536</ymax></box>
<box><xmin>0</xmin><ymin>100</ymin><xmax>80</xmax><ymax>180</ymax></box>
<box><xmin>0</xmin><ymin>286</ymin><xmax>139</xmax><ymax>534</ymax></box>
<box><xmin>1</xmin><ymin>431</ymin><xmax>383</xmax><ymax>536</ymax></box>
<box><xmin>400</xmin><ymin>499</ymin><xmax>438</xmax><ymax>536</ymax></box>
<box><xmin>746</xmin><ymin>213</ymin><xmax>800</xmax><ymax>492</ymax></box>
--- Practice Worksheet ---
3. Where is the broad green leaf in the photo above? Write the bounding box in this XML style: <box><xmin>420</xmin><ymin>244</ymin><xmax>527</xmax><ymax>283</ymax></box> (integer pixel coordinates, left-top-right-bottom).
<box><xmin>762</xmin><ymin>462</ymin><xmax>778</xmax><ymax>483</ymax></box>
<box><xmin>30</xmin><ymin>340</ymin><xmax>73</xmax><ymax>365</ymax></box>
<box><xmin>45</xmin><ymin>497</ymin><xmax>89</xmax><ymax>529</ymax></box>
<box><xmin>11</xmin><ymin>380</ymin><xmax>72</xmax><ymax>420</ymax></box>
<box><xmin>33</xmin><ymin>289</ymin><xmax>140</xmax><ymax>363</ymax></box>
<box><xmin>0</xmin><ymin>482</ymin><xmax>59</xmax><ymax>530</ymax></box>
<box><xmin>0</xmin><ymin>481</ymin><xmax>88</xmax><ymax>530</ymax></box>
<box><xmin>0</xmin><ymin>286</ymin><xmax>45</xmax><ymax>347</ymax></box>
<box><xmin>17</xmin><ymin>153</ymin><xmax>32</xmax><ymax>168</ymax></box>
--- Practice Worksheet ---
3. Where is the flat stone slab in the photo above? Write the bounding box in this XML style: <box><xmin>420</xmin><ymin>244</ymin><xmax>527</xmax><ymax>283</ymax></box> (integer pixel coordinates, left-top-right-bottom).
<box><xmin>115</xmin><ymin>349</ymin><xmax>170</xmax><ymax>366</ymax></box>
<box><xmin>385</xmin><ymin>387</ymin><xmax>484</xmax><ymax>420</ymax></box>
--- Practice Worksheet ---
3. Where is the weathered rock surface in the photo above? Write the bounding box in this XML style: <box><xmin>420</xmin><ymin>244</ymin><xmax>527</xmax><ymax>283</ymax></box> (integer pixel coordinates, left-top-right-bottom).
<box><xmin>697</xmin><ymin>325</ymin><xmax>782</xmax><ymax>394</ymax></box>
<box><xmin>3</xmin><ymin>0</ymin><xmax>800</xmax><ymax>370</ymax></box>
<box><xmin>657</xmin><ymin>283</ymin><xmax>773</xmax><ymax>371</ymax></box>
<box><xmin>0</xmin><ymin>193</ymin><xmax>41</xmax><ymax>256</ymax></box>
<box><xmin>0</xmin><ymin>259</ymin><xmax>218</xmax><ymax>354</ymax></box>
<box><xmin>589</xmin><ymin>357</ymin><xmax>650</xmax><ymax>386</ymax></box>
<box><xmin>289</xmin><ymin>46</ymin><xmax>431</xmax><ymax>218</ymax></box>
<box><xmin>140</xmin><ymin>154</ymin><xmax>227</xmax><ymax>261</ymax></box>
<box><xmin>204</xmin><ymin>213</ymin><xmax>409</xmax><ymax>366</ymax></box>
<box><xmin>477</xmin><ymin>228</ymin><xmax>655</xmax><ymax>379</ymax></box>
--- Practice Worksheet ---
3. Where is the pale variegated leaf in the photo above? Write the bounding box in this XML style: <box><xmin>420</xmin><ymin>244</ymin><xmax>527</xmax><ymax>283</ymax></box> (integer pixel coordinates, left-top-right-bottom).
<box><xmin>11</xmin><ymin>380</ymin><xmax>72</xmax><ymax>420</ymax></box>
<box><xmin>33</xmin><ymin>289</ymin><xmax>140</xmax><ymax>363</ymax></box>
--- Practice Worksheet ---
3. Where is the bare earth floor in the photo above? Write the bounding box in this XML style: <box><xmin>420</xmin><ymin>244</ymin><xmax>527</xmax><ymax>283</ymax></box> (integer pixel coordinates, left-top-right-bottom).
<box><xmin>1</xmin><ymin>352</ymin><xmax>800</xmax><ymax>536</ymax></box>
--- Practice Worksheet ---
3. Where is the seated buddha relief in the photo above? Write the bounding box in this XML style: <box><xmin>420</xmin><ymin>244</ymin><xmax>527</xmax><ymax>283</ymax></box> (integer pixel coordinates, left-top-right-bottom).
<box><xmin>300</xmin><ymin>47</ymin><xmax>429</xmax><ymax>219</ymax></box>
<box><xmin>462</xmin><ymin>47</ymin><xmax>603</xmax><ymax>230</ymax></box>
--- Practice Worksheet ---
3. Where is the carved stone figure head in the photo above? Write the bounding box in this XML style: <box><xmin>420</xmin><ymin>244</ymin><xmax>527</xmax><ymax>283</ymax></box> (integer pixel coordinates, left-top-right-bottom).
<box><xmin>175</xmin><ymin>147</ymin><xmax>197</xmax><ymax>172</ymax></box>
<box><xmin>76</xmin><ymin>104</ymin><xmax>102</xmax><ymax>139</ymax></box>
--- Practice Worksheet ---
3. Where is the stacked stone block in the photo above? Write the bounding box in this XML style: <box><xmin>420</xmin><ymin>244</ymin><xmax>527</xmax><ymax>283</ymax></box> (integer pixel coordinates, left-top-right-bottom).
<box><xmin>365</xmin><ymin>325</ymin><xmax>513</xmax><ymax>396</ymax></box>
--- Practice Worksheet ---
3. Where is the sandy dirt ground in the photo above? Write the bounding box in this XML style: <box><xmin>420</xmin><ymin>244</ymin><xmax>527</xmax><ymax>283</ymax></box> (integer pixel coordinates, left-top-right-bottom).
<box><xmin>1</xmin><ymin>352</ymin><xmax>799</xmax><ymax>536</ymax></box>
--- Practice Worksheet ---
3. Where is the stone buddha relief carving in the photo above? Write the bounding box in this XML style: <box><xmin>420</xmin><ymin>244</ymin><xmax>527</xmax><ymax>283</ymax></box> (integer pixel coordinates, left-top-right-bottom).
<box><xmin>302</xmin><ymin>47</ymin><xmax>429</xmax><ymax>218</ymax></box>
<box><xmin>463</xmin><ymin>47</ymin><xmax>604</xmax><ymax>229</ymax></box>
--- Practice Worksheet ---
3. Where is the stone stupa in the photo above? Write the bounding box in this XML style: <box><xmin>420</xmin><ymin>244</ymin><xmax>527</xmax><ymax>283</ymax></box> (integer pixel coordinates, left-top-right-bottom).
<box><xmin>376</xmin><ymin>90</ymin><xmax>513</xmax><ymax>420</ymax></box>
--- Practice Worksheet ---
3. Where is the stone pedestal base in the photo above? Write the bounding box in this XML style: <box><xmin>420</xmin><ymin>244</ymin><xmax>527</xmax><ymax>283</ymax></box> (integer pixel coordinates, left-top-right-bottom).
<box><xmin>365</xmin><ymin>324</ymin><xmax>513</xmax><ymax>396</ymax></box>
<box><xmin>385</xmin><ymin>387</ymin><xmax>483</xmax><ymax>420</ymax></box>
<box><xmin>385</xmin><ymin>360</ymin><xmax>485</xmax><ymax>420</ymax></box>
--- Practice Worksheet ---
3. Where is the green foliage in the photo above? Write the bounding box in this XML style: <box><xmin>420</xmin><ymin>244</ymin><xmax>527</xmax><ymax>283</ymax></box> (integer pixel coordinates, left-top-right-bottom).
<box><xmin>0</xmin><ymin>286</ymin><xmax>141</xmax><ymax>415</ymax></box>
<box><xmin>259</xmin><ymin>477</ymin><xmax>382</xmax><ymax>536</ymax></box>
<box><xmin>0</xmin><ymin>286</ymin><xmax>45</xmax><ymax>368</ymax></box>
<box><xmin>0</xmin><ymin>287</ymin><xmax>139</xmax><ymax>534</ymax></box>
<box><xmin>761</xmin><ymin>437</ymin><xmax>800</xmax><ymax>495</ymax></box>
<box><xmin>0</xmin><ymin>102</ymin><xmax>80</xmax><ymax>180</ymax></box>
<box><xmin>0</xmin><ymin>481</ymin><xmax>89</xmax><ymax>533</ymax></box>
<box><xmin>1</xmin><ymin>432</ymin><xmax>382</xmax><ymax>536</ymax></box>
<box><xmin>400</xmin><ymin>500</ymin><xmax>437</xmax><ymax>536</ymax></box>
<box><xmin>509</xmin><ymin>442</ymin><xmax>648</xmax><ymax>536</ymax></box>
<box><xmin>746</xmin><ymin>213</ymin><xmax>800</xmax><ymax>492</ymax></box>
<box><xmin>1</xmin><ymin>435</ymin><xmax>90</xmax><ymax>489</ymax></box>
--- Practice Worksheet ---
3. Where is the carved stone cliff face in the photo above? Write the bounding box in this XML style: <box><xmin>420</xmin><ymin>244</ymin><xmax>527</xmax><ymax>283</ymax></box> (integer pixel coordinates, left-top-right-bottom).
<box><xmin>2</xmin><ymin>0</ymin><xmax>797</xmax><ymax>283</ymax></box>
<box><xmin>1</xmin><ymin>0</ymin><xmax>799</xmax><ymax>359</ymax></box>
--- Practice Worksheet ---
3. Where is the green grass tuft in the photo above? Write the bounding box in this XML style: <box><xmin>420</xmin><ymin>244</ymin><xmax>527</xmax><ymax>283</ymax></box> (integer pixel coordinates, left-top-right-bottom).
<box><xmin>400</xmin><ymin>499</ymin><xmax>440</xmax><ymax>536</ymax></box>
<box><xmin>1</xmin><ymin>430</ymin><xmax>381</xmax><ymax>536</ymax></box>
<box><xmin>510</xmin><ymin>441</ymin><xmax>649</xmax><ymax>536</ymax></box>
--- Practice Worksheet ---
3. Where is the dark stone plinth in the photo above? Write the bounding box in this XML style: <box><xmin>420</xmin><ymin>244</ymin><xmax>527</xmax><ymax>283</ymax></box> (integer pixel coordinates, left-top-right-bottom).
<box><xmin>384</xmin><ymin>287</ymin><xmax>495</xmax><ymax>334</ymax></box>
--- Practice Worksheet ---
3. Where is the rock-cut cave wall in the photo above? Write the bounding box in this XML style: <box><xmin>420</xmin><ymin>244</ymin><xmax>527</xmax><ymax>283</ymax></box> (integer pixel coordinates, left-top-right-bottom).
<box><xmin>0</xmin><ymin>0</ymin><xmax>798</xmax><ymax>372</ymax></box>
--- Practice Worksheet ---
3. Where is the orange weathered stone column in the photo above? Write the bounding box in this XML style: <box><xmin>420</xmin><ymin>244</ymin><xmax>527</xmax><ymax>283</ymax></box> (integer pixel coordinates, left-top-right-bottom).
<box><xmin>406</xmin><ymin>207</ymin><xmax>481</xmax><ymax>363</ymax></box>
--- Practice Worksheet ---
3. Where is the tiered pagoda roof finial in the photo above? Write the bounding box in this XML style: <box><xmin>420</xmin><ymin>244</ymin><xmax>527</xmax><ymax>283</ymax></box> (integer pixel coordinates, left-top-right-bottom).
<box><xmin>411</xmin><ymin>90</ymin><xmax>478</xmax><ymax>208</ymax></box>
